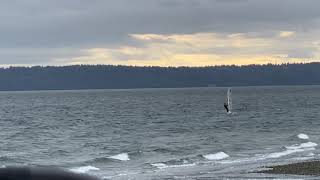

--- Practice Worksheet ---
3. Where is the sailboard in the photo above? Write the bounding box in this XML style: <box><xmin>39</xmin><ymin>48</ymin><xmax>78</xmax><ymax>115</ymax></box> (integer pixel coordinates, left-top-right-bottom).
<box><xmin>226</xmin><ymin>88</ymin><xmax>232</xmax><ymax>113</ymax></box>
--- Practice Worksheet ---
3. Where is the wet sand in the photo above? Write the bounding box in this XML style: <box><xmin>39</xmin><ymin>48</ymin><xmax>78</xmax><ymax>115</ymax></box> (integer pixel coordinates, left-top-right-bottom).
<box><xmin>259</xmin><ymin>161</ymin><xmax>320</xmax><ymax>176</ymax></box>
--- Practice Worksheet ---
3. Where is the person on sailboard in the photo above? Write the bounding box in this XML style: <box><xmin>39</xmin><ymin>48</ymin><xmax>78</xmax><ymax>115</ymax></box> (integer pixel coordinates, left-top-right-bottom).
<box><xmin>224</xmin><ymin>102</ymin><xmax>229</xmax><ymax>113</ymax></box>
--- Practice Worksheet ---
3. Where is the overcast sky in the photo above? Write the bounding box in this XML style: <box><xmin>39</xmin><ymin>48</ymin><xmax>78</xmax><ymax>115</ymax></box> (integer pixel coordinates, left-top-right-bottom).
<box><xmin>1</xmin><ymin>0</ymin><xmax>320</xmax><ymax>66</ymax></box>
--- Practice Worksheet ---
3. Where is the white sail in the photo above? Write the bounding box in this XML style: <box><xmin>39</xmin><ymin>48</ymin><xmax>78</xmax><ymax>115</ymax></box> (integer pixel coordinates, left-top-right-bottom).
<box><xmin>227</xmin><ymin>88</ymin><xmax>232</xmax><ymax>112</ymax></box>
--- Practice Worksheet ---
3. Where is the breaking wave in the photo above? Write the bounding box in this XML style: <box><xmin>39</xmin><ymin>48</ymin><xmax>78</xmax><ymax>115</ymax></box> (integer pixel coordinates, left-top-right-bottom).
<box><xmin>266</xmin><ymin>142</ymin><xmax>317</xmax><ymax>159</ymax></box>
<box><xmin>108</xmin><ymin>153</ymin><xmax>130</xmax><ymax>161</ymax></box>
<box><xmin>297</xmin><ymin>133</ymin><xmax>309</xmax><ymax>140</ymax></box>
<box><xmin>202</xmin><ymin>152</ymin><xmax>230</xmax><ymax>160</ymax></box>
<box><xmin>219</xmin><ymin>141</ymin><xmax>317</xmax><ymax>164</ymax></box>
<box><xmin>69</xmin><ymin>166</ymin><xmax>100</xmax><ymax>173</ymax></box>
<box><xmin>151</xmin><ymin>162</ymin><xmax>196</xmax><ymax>169</ymax></box>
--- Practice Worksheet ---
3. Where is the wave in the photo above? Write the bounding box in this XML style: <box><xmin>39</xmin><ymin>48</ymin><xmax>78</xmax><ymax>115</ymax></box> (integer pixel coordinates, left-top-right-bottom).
<box><xmin>151</xmin><ymin>147</ymin><xmax>178</xmax><ymax>154</ymax></box>
<box><xmin>83</xmin><ymin>153</ymin><xmax>131</xmax><ymax>164</ymax></box>
<box><xmin>308</xmin><ymin>152</ymin><xmax>315</xmax><ymax>156</ymax></box>
<box><xmin>220</xmin><ymin>141</ymin><xmax>318</xmax><ymax>165</ymax></box>
<box><xmin>150</xmin><ymin>157</ymin><xmax>197</xmax><ymax>170</ymax></box>
<box><xmin>108</xmin><ymin>153</ymin><xmax>130</xmax><ymax>161</ymax></box>
<box><xmin>266</xmin><ymin>142</ymin><xmax>317</xmax><ymax>159</ymax></box>
<box><xmin>69</xmin><ymin>166</ymin><xmax>100</xmax><ymax>173</ymax></box>
<box><xmin>151</xmin><ymin>163</ymin><xmax>167</xmax><ymax>169</ymax></box>
<box><xmin>0</xmin><ymin>156</ymin><xmax>14</xmax><ymax>161</ymax></box>
<box><xmin>292</xmin><ymin>156</ymin><xmax>314</xmax><ymax>161</ymax></box>
<box><xmin>265</xmin><ymin>147</ymin><xmax>315</xmax><ymax>159</ymax></box>
<box><xmin>85</xmin><ymin>157</ymin><xmax>112</xmax><ymax>164</ymax></box>
<box><xmin>202</xmin><ymin>152</ymin><xmax>230</xmax><ymax>160</ymax></box>
<box><xmin>286</xmin><ymin>142</ymin><xmax>317</xmax><ymax>149</ymax></box>
<box><xmin>145</xmin><ymin>140</ymin><xmax>317</xmax><ymax>176</ymax></box>
<box><xmin>102</xmin><ymin>172</ymin><xmax>140</xmax><ymax>179</ymax></box>
<box><xmin>151</xmin><ymin>162</ymin><xmax>196</xmax><ymax>169</ymax></box>
<box><xmin>297</xmin><ymin>133</ymin><xmax>309</xmax><ymax>140</ymax></box>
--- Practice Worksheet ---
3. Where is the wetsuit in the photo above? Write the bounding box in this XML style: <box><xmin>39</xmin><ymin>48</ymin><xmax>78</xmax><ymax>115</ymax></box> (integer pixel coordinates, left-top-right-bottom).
<box><xmin>224</xmin><ymin>103</ymin><xmax>229</xmax><ymax>112</ymax></box>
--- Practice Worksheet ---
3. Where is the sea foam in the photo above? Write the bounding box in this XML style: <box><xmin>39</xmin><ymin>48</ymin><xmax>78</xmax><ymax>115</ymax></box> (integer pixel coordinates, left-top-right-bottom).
<box><xmin>266</xmin><ymin>142</ymin><xmax>317</xmax><ymax>159</ymax></box>
<box><xmin>219</xmin><ymin>142</ymin><xmax>318</xmax><ymax>164</ymax></box>
<box><xmin>297</xmin><ymin>133</ymin><xmax>309</xmax><ymax>140</ymax></box>
<box><xmin>203</xmin><ymin>152</ymin><xmax>230</xmax><ymax>160</ymax></box>
<box><xmin>109</xmin><ymin>153</ymin><xmax>130</xmax><ymax>161</ymax></box>
<box><xmin>286</xmin><ymin>142</ymin><xmax>317</xmax><ymax>149</ymax></box>
<box><xmin>70</xmin><ymin>166</ymin><xmax>100</xmax><ymax>173</ymax></box>
<box><xmin>151</xmin><ymin>163</ymin><xmax>168</xmax><ymax>169</ymax></box>
<box><xmin>151</xmin><ymin>162</ymin><xmax>196</xmax><ymax>169</ymax></box>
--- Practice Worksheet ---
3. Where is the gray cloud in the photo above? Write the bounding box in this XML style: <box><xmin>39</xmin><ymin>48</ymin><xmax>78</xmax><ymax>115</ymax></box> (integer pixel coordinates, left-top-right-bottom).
<box><xmin>0</xmin><ymin>0</ymin><xmax>320</xmax><ymax>65</ymax></box>
<box><xmin>1</xmin><ymin>0</ymin><xmax>320</xmax><ymax>47</ymax></box>
<box><xmin>0</xmin><ymin>48</ymin><xmax>85</xmax><ymax>65</ymax></box>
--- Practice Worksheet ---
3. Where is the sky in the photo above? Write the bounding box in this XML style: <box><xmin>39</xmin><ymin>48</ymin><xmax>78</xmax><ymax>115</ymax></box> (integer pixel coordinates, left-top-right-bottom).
<box><xmin>1</xmin><ymin>0</ymin><xmax>320</xmax><ymax>67</ymax></box>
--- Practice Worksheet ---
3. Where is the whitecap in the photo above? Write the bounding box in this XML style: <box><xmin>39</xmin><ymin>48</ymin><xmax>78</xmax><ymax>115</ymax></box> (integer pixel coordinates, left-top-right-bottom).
<box><xmin>297</xmin><ymin>133</ymin><xmax>309</xmax><ymax>140</ymax></box>
<box><xmin>203</xmin><ymin>152</ymin><xmax>230</xmax><ymax>160</ymax></box>
<box><xmin>102</xmin><ymin>172</ymin><xmax>140</xmax><ymax>179</ymax></box>
<box><xmin>218</xmin><ymin>156</ymin><xmax>265</xmax><ymax>164</ymax></box>
<box><xmin>109</xmin><ymin>153</ymin><xmax>130</xmax><ymax>161</ymax></box>
<box><xmin>151</xmin><ymin>163</ymin><xmax>168</xmax><ymax>169</ymax></box>
<box><xmin>308</xmin><ymin>152</ymin><xmax>315</xmax><ymax>156</ymax></box>
<box><xmin>286</xmin><ymin>142</ymin><xmax>317</xmax><ymax>150</ymax></box>
<box><xmin>266</xmin><ymin>148</ymin><xmax>312</xmax><ymax>159</ymax></box>
<box><xmin>70</xmin><ymin>166</ymin><xmax>100</xmax><ymax>173</ymax></box>
<box><xmin>266</xmin><ymin>142</ymin><xmax>317</xmax><ymax>159</ymax></box>
<box><xmin>292</xmin><ymin>156</ymin><xmax>314</xmax><ymax>161</ymax></box>
<box><xmin>217</xmin><ymin>141</ymin><xmax>317</xmax><ymax>165</ymax></box>
<box><xmin>151</xmin><ymin>162</ymin><xmax>196</xmax><ymax>169</ymax></box>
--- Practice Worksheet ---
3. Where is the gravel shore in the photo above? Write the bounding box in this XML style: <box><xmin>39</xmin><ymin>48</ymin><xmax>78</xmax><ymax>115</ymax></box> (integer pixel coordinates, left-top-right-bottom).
<box><xmin>259</xmin><ymin>161</ymin><xmax>320</xmax><ymax>175</ymax></box>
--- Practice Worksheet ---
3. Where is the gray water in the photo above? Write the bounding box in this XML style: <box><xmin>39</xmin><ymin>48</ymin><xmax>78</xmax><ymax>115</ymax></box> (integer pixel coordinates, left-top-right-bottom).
<box><xmin>1</xmin><ymin>86</ymin><xmax>320</xmax><ymax>179</ymax></box>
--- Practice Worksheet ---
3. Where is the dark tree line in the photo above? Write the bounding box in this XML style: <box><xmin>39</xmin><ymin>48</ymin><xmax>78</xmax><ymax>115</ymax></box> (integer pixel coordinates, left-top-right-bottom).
<box><xmin>0</xmin><ymin>62</ymin><xmax>319</xmax><ymax>91</ymax></box>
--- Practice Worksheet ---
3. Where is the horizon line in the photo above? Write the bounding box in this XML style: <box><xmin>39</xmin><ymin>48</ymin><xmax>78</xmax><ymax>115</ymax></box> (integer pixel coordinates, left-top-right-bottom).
<box><xmin>1</xmin><ymin>61</ymin><xmax>319</xmax><ymax>69</ymax></box>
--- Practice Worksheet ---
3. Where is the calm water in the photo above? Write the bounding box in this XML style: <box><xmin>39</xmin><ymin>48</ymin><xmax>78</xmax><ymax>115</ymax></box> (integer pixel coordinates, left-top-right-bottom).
<box><xmin>1</xmin><ymin>86</ymin><xmax>320</xmax><ymax>179</ymax></box>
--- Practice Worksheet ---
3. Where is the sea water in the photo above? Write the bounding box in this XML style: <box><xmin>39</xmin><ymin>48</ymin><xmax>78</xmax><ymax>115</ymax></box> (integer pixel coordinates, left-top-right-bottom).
<box><xmin>0</xmin><ymin>86</ymin><xmax>320</xmax><ymax>179</ymax></box>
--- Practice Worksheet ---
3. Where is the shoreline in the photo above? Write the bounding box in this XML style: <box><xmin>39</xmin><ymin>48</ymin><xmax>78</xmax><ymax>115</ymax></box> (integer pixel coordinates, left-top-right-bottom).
<box><xmin>0</xmin><ymin>84</ymin><xmax>319</xmax><ymax>93</ymax></box>
<box><xmin>258</xmin><ymin>161</ymin><xmax>320</xmax><ymax>176</ymax></box>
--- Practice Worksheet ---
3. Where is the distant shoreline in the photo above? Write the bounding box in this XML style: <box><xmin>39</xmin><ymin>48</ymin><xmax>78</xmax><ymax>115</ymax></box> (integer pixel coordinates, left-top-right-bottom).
<box><xmin>0</xmin><ymin>63</ymin><xmax>320</xmax><ymax>91</ymax></box>
<box><xmin>0</xmin><ymin>84</ymin><xmax>319</xmax><ymax>93</ymax></box>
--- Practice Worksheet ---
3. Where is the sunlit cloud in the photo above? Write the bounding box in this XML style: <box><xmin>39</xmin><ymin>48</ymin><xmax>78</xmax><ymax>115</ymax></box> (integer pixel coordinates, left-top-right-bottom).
<box><xmin>279</xmin><ymin>31</ymin><xmax>296</xmax><ymax>38</ymax></box>
<box><xmin>55</xmin><ymin>31</ymin><xmax>320</xmax><ymax>67</ymax></box>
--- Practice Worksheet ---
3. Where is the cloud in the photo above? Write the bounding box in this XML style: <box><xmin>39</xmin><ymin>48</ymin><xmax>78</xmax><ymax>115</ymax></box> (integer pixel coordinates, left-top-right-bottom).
<box><xmin>1</xmin><ymin>0</ymin><xmax>320</xmax><ymax>48</ymax></box>
<box><xmin>55</xmin><ymin>31</ymin><xmax>320</xmax><ymax>66</ymax></box>
<box><xmin>1</xmin><ymin>0</ymin><xmax>320</xmax><ymax>66</ymax></box>
<box><xmin>279</xmin><ymin>31</ymin><xmax>296</xmax><ymax>38</ymax></box>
